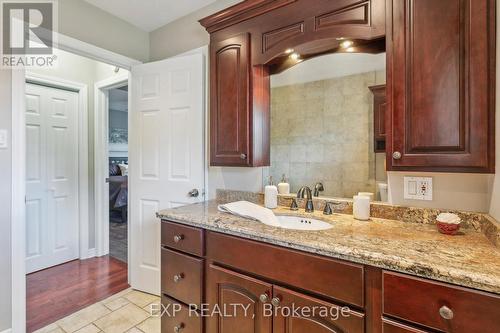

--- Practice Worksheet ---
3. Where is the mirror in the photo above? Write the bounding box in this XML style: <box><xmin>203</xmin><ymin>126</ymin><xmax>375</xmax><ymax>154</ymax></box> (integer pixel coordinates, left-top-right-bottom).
<box><xmin>264</xmin><ymin>52</ymin><xmax>388</xmax><ymax>202</ymax></box>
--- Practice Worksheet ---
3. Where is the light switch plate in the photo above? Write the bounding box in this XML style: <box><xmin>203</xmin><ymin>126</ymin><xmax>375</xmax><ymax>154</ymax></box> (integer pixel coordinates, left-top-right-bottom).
<box><xmin>0</xmin><ymin>129</ymin><xmax>7</xmax><ymax>149</ymax></box>
<box><xmin>404</xmin><ymin>176</ymin><xmax>433</xmax><ymax>201</ymax></box>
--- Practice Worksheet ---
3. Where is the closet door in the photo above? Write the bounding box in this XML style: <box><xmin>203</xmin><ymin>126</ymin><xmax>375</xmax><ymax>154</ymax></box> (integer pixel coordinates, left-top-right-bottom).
<box><xmin>25</xmin><ymin>83</ymin><xmax>79</xmax><ymax>273</ymax></box>
<box><xmin>386</xmin><ymin>0</ymin><xmax>495</xmax><ymax>173</ymax></box>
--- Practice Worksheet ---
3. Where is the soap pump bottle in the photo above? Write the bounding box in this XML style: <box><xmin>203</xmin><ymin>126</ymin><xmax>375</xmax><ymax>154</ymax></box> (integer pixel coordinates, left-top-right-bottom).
<box><xmin>278</xmin><ymin>174</ymin><xmax>290</xmax><ymax>195</ymax></box>
<box><xmin>265</xmin><ymin>176</ymin><xmax>278</xmax><ymax>209</ymax></box>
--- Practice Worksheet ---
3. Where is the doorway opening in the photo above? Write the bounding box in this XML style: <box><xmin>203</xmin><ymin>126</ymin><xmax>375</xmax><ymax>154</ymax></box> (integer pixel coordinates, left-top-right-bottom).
<box><xmin>24</xmin><ymin>48</ymin><xmax>131</xmax><ymax>332</ymax></box>
<box><xmin>107</xmin><ymin>85</ymin><xmax>129</xmax><ymax>263</ymax></box>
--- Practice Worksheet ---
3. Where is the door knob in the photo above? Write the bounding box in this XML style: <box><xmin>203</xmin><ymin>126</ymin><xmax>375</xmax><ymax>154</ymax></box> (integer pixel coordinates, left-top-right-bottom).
<box><xmin>392</xmin><ymin>151</ymin><xmax>402</xmax><ymax>160</ymax></box>
<box><xmin>240</xmin><ymin>153</ymin><xmax>247</xmax><ymax>160</ymax></box>
<box><xmin>188</xmin><ymin>189</ymin><xmax>199</xmax><ymax>197</ymax></box>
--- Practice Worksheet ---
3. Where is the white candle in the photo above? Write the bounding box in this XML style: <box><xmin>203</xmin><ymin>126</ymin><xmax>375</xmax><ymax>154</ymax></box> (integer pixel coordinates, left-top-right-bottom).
<box><xmin>353</xmin><ymin>195</ymin><xmax>371</xmax><ymax>221</ymax></box>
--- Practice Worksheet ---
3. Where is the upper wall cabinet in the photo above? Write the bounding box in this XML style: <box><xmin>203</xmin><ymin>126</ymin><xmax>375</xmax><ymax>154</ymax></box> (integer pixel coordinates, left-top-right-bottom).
<box><xmin>386</xmin><ymin>0</ymin><xmax>496</xmax><ymax>173</ymax></box>
<box><xmin>200</xmin><ymin>0</ymin><xmax>386</xmax><ymax>167</ymax></box>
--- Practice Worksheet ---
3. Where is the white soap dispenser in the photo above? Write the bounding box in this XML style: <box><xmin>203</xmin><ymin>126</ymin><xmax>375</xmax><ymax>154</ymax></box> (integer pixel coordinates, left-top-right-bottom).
<box><xmin>265</xmin><ymin>176</ymin><xmax>278</xmax><ymax>209</ymax></box>
<box><xmin>278</xmin><ymin>174</ymin><xmax>290</xmax><ymax>195</ymax></box>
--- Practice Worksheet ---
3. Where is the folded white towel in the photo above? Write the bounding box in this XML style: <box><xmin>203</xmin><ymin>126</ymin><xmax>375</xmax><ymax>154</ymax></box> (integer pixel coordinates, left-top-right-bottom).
<box><xmin>218</xmin><ymin>201</ymin><xmax>280</xmax><ymax>227</ymax></box>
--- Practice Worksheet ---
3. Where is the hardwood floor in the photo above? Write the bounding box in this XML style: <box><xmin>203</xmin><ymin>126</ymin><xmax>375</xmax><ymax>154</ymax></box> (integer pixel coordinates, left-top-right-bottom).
<box><xmin>27</xmin><ymin>256</ymin><xmax>129</xmax><ymax>332</ymax></box>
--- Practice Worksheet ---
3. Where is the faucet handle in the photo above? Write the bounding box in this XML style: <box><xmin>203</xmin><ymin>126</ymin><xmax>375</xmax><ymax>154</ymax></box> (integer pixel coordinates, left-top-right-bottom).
<box><xmin>323</xmin><ymin>202</ymin><xmax>333</xmax><ymax>215</ymax></box>
<box><xmin>290</xmin><ymin>198</ymin><xmax>299</xmax><ymax>211</ymax></box>
<box><xmin>314</xmin><ymin>182</ymin><xmax>324</xmax><ymax>197</ymax></box>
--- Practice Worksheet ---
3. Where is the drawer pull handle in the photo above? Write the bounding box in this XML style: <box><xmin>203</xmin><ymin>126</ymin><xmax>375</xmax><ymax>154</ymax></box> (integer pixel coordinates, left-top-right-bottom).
<box><xmin>259</xmin><ymin>293</ymin><xmax>269</xmax><ymax>303</ymax></box>
<box><xmin>240</xmin><ymin>153</ymin><xmax>247</xmax><ymax>160</ymax></box>
<box><xmin>439</xmin><ymin>306</ymin><xmax>454</xmax><ymax>320</ymax></box>
<box><xmin>393</xmin><ymin>151</ymin><xmax>402</xmax><ymax>160</ymax></box>
<box><xmin>271</xmin><ymin>296</ymin><xmax>281</xmax><ymax>307</ymax></box>
<box><xmin>174</xmin><ymin>323</ymin><xmax>185</xmax><ymax>332</ymax></box>
<box><xmin>173</xmin><ymin>274</ymin><xmax>184</xmax><ymax>283</ymax></box>
<box><xmin>173</xmin><ymin>235</ymin><xmax>184</xmax><ymax>243</ymax></box>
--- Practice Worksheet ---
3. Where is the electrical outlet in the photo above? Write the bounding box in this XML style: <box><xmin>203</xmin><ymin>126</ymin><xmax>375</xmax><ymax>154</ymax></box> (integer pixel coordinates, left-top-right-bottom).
<box><xmin>404</xmin><ymin>177</ymin><xmax>433</xmax><ymax>201</ymax></box>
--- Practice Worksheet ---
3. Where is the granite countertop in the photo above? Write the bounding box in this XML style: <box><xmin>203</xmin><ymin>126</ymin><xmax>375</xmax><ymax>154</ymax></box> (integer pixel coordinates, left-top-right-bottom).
<box><xmin>157</xmin><ymin>200</ymin><xmax>500</xmax><ymax>295</ymax></box>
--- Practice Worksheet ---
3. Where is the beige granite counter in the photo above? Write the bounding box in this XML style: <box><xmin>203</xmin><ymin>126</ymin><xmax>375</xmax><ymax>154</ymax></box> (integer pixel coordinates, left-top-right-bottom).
<box><xmin>157</xmin><ymin>200</ymin><xmax>500</xmax><ymax>295</ymax></box>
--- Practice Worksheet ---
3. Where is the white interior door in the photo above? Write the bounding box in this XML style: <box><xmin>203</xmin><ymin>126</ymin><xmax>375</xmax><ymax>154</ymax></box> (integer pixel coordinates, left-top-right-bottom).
<box><xmin>25</xmin><ymin>83</ymin><xmax>79</xmax><ymax>274</ymax></box>
<box><xmin>130</xmin><ymin>53</ymin><xmax>205</xmax><ymax>294</ymax></box>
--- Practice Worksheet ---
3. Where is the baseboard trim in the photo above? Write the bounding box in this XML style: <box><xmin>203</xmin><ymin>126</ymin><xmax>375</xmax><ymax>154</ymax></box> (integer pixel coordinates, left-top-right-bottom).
<box><xmin>81</xmin><ymin>248</ymin><xmax>97</xmax><ymax>260</ymax></box>
<box><xmin>1</xmin><ymin>328</ymin><xmax>12</xmax><ymax>333</ymax></box>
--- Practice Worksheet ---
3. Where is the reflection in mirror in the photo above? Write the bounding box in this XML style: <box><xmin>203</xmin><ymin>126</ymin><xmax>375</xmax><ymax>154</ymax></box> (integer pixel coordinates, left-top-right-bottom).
<box><xmin>264</xmin><ymin>52</ymin><xmax>388</xmax><ymax>202</ymax></box>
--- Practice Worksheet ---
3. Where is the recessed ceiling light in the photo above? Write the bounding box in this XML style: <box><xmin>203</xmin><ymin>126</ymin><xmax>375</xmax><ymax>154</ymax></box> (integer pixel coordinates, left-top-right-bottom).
<box><xmin>290</xmin><ymin>52</ymin><xmax>300</xmax><ymax>60</ymax></box>
<box><xmin>285</xmin><ymin>48</ymin><xmax>294</xmax><ymax>54</ymax></box>
<box><xmin>340</xmin><ymin>40</ymin><xmax>354</xmax><ymax>49</ymax></box>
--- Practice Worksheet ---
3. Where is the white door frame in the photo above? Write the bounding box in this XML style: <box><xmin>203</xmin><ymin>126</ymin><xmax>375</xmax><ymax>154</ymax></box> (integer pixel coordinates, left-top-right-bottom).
<box><xmin>94</xmin><ymin>73</ymin><xmax>130</xmax><ymax>259</ymax></box>
<box><xmin>11</xmin><ymin>32</ymin><xmax>142</xmax><ymax>333</ymax></box>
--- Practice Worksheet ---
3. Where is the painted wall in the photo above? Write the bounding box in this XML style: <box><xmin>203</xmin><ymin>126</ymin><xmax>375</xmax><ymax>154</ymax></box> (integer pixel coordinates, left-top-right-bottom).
<box><xmin>58</xmin><ymin>0</ymin><xmax>149</xmax><ymax>62</ymax></box>
<box><xmin>0</xmin><ymin>68</ymin><xmax>13</xmax><ymax>331</ymax></box>
<box><xmin>489</xmin><ymin>3</ymin><xmax>500</xmax><ymax>220</ymax></box>
<box><xmin>150</xmin><ymin>0</ymin><xmax>242</xmax><ymax>60</ymax></box>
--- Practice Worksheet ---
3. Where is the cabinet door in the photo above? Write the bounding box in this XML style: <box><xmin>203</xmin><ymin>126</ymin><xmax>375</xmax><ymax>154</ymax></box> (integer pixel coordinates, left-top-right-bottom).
<box><xmin>210</xmin><ymin>33</ymin><xmax>251</xmax><ymax>166</ymax></box>
<box><xmin>370</xmin><ymin>85</ymin><xmax>387</xmax><ymax>152</ymax></box>
<box><xmin>387</xmin><ymin>0</ymin><xmax>495</xmax><ymax>172</ymax></box>
<box><xmin>206</xmin><ymin>264</ymin><xmax>272</xmax><ymax>333</ymax></box>
<box><xmin>272</xmin><ymin>286</ymin><xmax>365</xmax><ymax>333</ymax></box>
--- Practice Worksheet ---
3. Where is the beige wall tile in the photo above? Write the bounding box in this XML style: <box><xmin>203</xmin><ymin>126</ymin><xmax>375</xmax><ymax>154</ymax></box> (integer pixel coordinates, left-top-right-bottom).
<box><xmin>270</xmin><ymin>71</ymin><xmax>385</xmax><ymax>198</ymax></box>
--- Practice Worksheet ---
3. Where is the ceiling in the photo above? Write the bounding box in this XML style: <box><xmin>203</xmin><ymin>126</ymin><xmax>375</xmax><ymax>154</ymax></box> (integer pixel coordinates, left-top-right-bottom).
<box><xmin>84</xmin><ymin>0</ymin><xmax>217</xmax><ymax>32</ymax></box>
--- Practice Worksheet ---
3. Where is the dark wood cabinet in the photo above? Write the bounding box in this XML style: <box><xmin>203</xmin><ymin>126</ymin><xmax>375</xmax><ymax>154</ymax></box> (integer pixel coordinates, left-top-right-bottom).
<box><xmin>206</xmin><ymin>264</ymin><xmax>272</xmax><ymax>333</ymax></box>
<box><xmin>383</xmin><ymin>272</ymin><xmax>500</xmax><ymax>333</ymax></box>
<box><xmin>386</xmin><ymin>0</ymin><xmax>495</xmax><ymax>173</ymax></box>
<box><xmin>161</xmin><ymin>220</ymin><xmax>500</xmax><ymax>333</ymax></box>
<box><xmin>210</xmin><ymin>33</ymin><xmax>254</xmax><ymax>166</ymax></box>
<box><xmin>202</xmin><ymin>0</ymin><xmax>386</xmax><ymax>167</ymax></box>
<box><xmin>370</xmin><ymin>85</ymin><xmax>387</xmax><ymax>153</ymax></box>
<box><xmin>272</xmin><ymin>286</ymin><xmax>365</xmax><ymax>333</ymax></box>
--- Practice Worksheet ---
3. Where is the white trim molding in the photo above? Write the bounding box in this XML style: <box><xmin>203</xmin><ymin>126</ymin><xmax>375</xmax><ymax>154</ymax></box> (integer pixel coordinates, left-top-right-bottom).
<box><xmin>94</xmin><ymin>73</ymin><xmax>130</xmax><ymax>258</ymax></box>
<box><xmin>1</xmin><ymin>328</ymin><xmax>13</xmax><ymax>333</ymax></box>
<box><xmin>12</xmin><ymin>68</ymin><xmax>27</xmax><ymax>333</ymax></box>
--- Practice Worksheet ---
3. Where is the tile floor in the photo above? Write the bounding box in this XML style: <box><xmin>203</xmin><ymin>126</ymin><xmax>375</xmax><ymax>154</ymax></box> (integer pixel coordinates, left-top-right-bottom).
<box><xmin>34</xmin><ymin>289</ymin><xmax>161</xmax><ymax>333</ymax></box>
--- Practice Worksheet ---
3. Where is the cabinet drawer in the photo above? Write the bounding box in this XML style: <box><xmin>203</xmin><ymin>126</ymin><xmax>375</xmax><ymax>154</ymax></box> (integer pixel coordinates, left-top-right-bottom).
<box><xmin>382</xmin><ymin>319</ymin><xmax>431</xmax><ymax>333</ymax></box>
<box><xmin>161</xmin><ymin>221</ymin><xmax>204</xmax><ymax>256</ymax></box>
<box><xmin>162</xmin><ymin>295</ymin><xmax>202</xmax><ymax>333</ymax></box>
<box><xmin>161</xmin><ymin>248</ymin><xmax>203</xmax><ymax>306</ymax></box>
<box><xmin>383</xmin><ymin>271</ymin><xmax>500</xmax><ymax>332</ymax></box>
<box><xmin>207</xmin><ymin>231</ymin><xmax>364</xmax><ymax>307</ymax></box>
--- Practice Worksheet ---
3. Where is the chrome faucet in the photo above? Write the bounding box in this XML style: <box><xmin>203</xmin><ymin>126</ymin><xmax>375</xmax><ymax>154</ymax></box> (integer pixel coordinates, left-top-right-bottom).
<box><xmin>297</xmin><ymin>186</ymin><xmax>314</xmax><ymax>213</ymax></box>
<box><xmin>313</xmin><ymin>182</ymin><xmax>324</xmax><ymax>197</ymax></box>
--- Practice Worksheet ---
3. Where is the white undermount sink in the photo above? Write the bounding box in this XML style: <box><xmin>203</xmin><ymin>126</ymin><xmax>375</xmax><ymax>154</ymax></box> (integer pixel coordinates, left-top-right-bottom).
<box><xmin>275</xmin><ymin>215</ymin><xmax>333</xmax><ymax>231</ymax></box>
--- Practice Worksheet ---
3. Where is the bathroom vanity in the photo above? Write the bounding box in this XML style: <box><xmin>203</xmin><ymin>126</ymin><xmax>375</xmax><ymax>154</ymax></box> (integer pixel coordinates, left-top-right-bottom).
<box><xmin>158</xmin><ymin>201</ymin><xmax>500</xmax><ymax>333</ymax></box>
